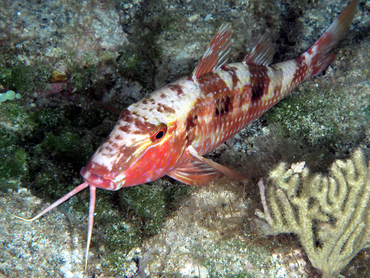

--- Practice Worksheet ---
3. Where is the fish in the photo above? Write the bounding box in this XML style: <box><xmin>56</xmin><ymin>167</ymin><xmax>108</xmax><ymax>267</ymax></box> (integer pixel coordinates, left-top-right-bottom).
<box><xmin>14</xmin><ymin>0</ymin><xmax>359</xmax><ymax>272</ymax></box>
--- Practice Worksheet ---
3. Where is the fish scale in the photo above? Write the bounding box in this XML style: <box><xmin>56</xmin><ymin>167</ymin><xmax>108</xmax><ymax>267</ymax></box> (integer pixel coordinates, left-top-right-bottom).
<box><xmin>189</xmin><ymin>62</ymin><xmax>287</xmax><ymax>156</ymax></box>
<box><xmin>13</xmin><ymin>0</ymin><xmax>359</xmax><ymax>272</ymax></box>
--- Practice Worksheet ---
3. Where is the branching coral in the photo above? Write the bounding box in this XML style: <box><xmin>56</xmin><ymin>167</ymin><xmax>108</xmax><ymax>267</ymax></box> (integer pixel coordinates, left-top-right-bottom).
<box><xmin>255</xmin><ymin>149</ymin><xmax>370</xmax><ymax>278</ymax></box>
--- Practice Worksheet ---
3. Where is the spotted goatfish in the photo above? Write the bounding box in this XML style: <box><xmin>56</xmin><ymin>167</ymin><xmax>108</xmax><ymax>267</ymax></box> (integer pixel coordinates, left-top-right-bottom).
<box><xmin>15</xmin><ymin>0</ymin><xmax>358</xmax><ymax>271</ymax></box>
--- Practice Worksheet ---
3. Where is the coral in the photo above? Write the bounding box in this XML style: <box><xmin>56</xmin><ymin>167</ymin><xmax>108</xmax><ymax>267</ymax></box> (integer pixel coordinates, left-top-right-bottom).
<box><xmin>255</xmin><ymin>149</ymin><xmax>370</xmax><ymax>278</ymax></box>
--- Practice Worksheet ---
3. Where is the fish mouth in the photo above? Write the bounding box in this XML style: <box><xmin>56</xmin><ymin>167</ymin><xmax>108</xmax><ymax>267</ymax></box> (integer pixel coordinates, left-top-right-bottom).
<box><xmin>80</xmin><ymin>167</ymin><xmax>120</xmax><ymax>190</ymax></box>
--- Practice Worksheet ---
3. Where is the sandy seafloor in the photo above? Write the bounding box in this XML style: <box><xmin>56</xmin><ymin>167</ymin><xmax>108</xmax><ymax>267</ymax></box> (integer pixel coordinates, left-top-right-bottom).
<box><xmin>0</xmin><ymin>0</ymin><xmax>370</xmax><ymax>277</ymax></box>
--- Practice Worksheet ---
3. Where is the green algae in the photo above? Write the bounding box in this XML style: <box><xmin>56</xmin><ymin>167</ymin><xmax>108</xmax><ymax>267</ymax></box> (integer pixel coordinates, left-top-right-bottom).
<box><xmin>69</xmin><ymin>63</ymin><xmax>97</xmax><ymax>93</ymax></box>
<box><xmin>265</xmin><ymin>86</ymin><xmax>359</xmax><ymax>147</ymax></box>
<box><xmin>103</xmin><ymin>182</ymin><xmax>192</xmax><ymax>273</ymax></box>
<box><xmin>0</xmin><ymin>54</ymin><xmax>51</xmax><ymax>94</ymax></box>
<box><xmin>0</xmin><ymin>91</ymin><xmax>192</xmax><ymax>273</ymax></box>
<box><xmin>0</xmin><ymin>102</ymin><xmax>36</xmax><ymax>190</ymax></box>
<box><xmin>117</xmin><ymin>0</ymin><xmax>176</xmax><ymax>91</ymax></box>
<box><xmin>120</xmin><ymin>184</ymin><xmax>165</xmax><ymax>234</ymax></box>
<box><xmin>0</xmin><ymin>102</ymin><xmax>190</xmax><ymax>273</ymax></box>
<box><xmin>0</xmin><ymin>101</ymin><xmax>111</xmax><ymax>195</ymax></box>
<box><xmin>28</xmin><ymin>107</ymin><xmax>113</xmax><ymax>199</ymax></box>
<box><xmin>0</xmin><ymin>147</ymin><xmax>29</xmax><ymax>191</ymax></box>
<box><xmin>118</xmin><ymin>50</ymin><xmax>158</xmax><ymax>91</ymax></box>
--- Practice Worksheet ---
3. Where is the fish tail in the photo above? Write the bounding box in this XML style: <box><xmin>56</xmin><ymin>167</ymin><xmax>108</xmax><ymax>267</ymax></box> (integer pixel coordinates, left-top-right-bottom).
<box><xmin>304</xmin><ymin>0</ymin><xmax>358</xmax><ymax>77</ymax></box>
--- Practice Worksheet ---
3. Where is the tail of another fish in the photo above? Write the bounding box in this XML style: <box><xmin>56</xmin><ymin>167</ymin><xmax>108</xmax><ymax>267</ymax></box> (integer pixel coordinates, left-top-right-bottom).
<box><xmin>304</xmin><ymin>0</ymin><xmax>358</xmax><ymax>77</ymax></box>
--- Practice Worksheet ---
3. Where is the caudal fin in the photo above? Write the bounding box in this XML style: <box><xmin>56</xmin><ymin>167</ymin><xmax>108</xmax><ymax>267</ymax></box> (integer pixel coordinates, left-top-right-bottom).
<box><xmin>305</xmin><ymin>0</ymin><xmax>358</xmax><ymax>77</ymax></box>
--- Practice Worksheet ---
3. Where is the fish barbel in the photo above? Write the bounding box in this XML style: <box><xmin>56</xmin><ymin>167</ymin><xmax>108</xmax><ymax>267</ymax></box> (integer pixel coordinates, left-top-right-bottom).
<box><xmin>14</xmin><ymin>0</ymin><xmax>359</xmax><ymax>271</ymax></box>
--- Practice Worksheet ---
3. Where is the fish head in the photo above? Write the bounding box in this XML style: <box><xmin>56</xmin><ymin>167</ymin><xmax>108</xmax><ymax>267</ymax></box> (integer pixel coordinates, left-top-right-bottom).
<box><xmin>80</xmin><ymin>101</ymin><xmax>187</xmax><ymax>190</ymax></box>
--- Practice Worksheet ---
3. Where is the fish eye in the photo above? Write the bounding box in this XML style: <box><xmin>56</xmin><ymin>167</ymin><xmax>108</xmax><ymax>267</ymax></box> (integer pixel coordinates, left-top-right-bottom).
<box><xmin>150</xmin><ymin>123</ymin><xmax>167</xmax><ymax>142</ymax></box>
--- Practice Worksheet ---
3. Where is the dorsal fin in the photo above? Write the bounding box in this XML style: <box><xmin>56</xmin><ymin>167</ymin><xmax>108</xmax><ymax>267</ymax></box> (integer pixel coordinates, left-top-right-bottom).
<box><xmin>243</xmin><ymin>33</ymin><xmax>274</xmax><ymax>66</ymax></box>
<box><xmin>192</xmin><ymin>23</ymin><xmax>232</xmax><ymax>79</ymax></box>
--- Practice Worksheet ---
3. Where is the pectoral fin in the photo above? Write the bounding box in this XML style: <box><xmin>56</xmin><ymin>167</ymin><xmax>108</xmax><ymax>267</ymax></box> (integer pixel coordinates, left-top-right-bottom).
<box><xmin>167</xmin><ymin>159</ymin><xmax>222</xmax><ymax>185</ymax></box>
<box><xmin>187</xmin><ymin>146</ymin><xmax>247</xmax><ymax>182</ymax></box>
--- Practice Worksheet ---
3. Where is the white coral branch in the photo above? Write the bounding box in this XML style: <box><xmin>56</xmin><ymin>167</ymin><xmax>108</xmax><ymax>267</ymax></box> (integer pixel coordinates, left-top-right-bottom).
<box><xmin>255</xmin><ymin>149</ymin><xmax>370</xmax><ymax>278</ymax></box>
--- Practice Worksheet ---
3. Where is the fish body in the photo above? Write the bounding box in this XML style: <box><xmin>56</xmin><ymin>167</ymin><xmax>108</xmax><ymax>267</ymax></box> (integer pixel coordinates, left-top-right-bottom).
<box><xmin>15</xmin><ymin>0</ymin><xmax>359</xmax><ymax>271</ymax></box>
<box><xmin>81</xmin><ymin>0</ymin><xmax>359</xmax><ymax>188</ymax></box>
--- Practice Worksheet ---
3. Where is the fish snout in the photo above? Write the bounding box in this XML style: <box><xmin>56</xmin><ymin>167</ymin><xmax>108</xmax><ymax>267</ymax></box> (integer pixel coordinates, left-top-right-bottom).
<box><xmin>80</xmin><ymin>167</ymin><xmax>122</xmax><ymax>190</ymax></box>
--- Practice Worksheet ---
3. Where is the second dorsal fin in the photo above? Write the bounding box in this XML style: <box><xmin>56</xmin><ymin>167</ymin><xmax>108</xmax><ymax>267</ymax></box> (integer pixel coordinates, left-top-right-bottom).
<box><xmin>243</xmin><ymin>33</ymin><xmax>274</xmax><ymax>66</ymax></box>
<box><xmin>192</xmin><ymin>23</ymin><xmax>232</xmax><ymax>79</ymax></box>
